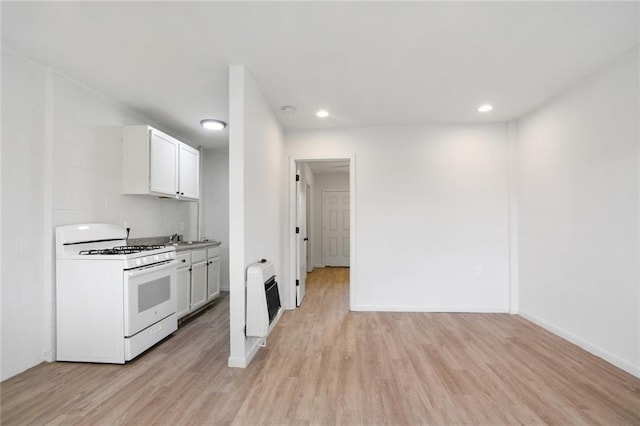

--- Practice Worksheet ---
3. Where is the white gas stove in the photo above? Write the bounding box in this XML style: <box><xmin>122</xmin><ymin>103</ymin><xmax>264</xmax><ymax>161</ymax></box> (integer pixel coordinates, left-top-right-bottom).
<box><xmin>55</xmin><ymin>223</ymin><xmax>178</xmax><ymax>364</ymax></box>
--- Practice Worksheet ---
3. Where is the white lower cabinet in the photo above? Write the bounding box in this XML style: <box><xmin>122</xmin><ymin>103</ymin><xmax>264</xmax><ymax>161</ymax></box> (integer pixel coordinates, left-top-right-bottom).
<box><xmin>176</xmin><ymin>245</ymin><xmax>222</xmax><ymax>320</ymax></box>
<box><xmin>177</xmin><ymin>267</ymin><xmax>191</xmax><ymax>319</ymax></box>
<box><xmin>190</xmin><ymin>260</ymin><xmax>207</xmax><ymax>311</ymax></box>
<box><xmin>176</xmin><ymin>255</ymin><xmax>191</xmax><ymax>319</ymax></box>
<box><xmin>207</xmin><ymin>256</ymin><xmax>221</xmax><ymax>301</ymax></box>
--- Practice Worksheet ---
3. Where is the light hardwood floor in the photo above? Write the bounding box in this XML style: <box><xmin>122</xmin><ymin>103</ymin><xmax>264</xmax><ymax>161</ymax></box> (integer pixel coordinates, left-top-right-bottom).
<box><xmin>2</xmin><ymin>267</ymin><xmax>639</xmax><ymax>425</ymax></box>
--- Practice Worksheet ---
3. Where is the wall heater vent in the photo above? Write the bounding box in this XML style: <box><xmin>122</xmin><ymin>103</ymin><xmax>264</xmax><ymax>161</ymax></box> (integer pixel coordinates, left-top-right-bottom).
<box><xmin>246</xmin><ymin>259</ymin><xmax>281</xmax><ymax>337</ymax></box>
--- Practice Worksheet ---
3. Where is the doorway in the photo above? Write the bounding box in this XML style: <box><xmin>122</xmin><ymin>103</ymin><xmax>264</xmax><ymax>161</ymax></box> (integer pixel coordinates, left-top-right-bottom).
<box><xmin>289</xmin><ymin>157</ymin><xmax>355</xmax><ymax>310</ymax></box>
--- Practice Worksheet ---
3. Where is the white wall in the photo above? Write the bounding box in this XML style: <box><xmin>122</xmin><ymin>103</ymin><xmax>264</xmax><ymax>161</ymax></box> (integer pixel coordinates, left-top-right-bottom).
<box><xmin>228</xmin><ymin>65</ymin><xmax>284</xmax><ymax>367</ymax></box>
<box><xmin>1</xmin><ymin>49</ymin><xmax>47</xmax><ymax>381</ymax></box>
<box><xmin>311</xmin><ymin>173</ymin><xmax>349</xmax><ymax>268</ymax></box>
<box><xmin>285</xmin><ymin>124</ymin><xmax>511</xmax><ymax>312</ymax></box>
<box><xmin>202</xmin><ymin>148</ymin><xmax>230</xmax><ymax>290</ymax></box>
<box><xmin>517</xmin><ymin>47</ymin><xmax>639</xmax><ymax>376</ymax></box>
<box><xmin>1</xmin><ymin>49</ymin><xmax>198</xmax><ymax>381</ymax></box>
<box><xmin>243</xmin><ymin>74</ymin><xmax>284</xmax><ymax>276</ymax></box>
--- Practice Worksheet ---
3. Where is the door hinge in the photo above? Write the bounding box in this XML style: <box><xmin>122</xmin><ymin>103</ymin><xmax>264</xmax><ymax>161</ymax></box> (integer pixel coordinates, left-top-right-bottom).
<box><xmin>296</xmin><ymin>279</ymin><xmax>300</xmax><ymax>287</ymax></box>
<box><xmin>296</xmin><ymin>227</ymin><xmax>300</xmax><ymax>234</ymax></box>
<box><xmin>296</xmin><ymin>174</ymin><xmax>300</xmax><ymax>182</ymax></box>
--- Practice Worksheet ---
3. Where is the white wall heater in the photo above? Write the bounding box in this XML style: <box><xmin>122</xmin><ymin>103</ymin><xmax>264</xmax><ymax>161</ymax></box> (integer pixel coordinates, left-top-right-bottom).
<box><xmin>246</xmin><ymin>259</ymin><xmax>281</xmax><ymax>337</ymax></box>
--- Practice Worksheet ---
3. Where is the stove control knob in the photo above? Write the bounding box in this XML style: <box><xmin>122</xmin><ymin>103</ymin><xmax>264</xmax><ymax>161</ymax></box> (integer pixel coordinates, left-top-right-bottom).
<box><xmin>135</xmin><ymin>259</ymin><xmax>142</xmax><ymax>266</ymax></box>
<box><xmin>154</xmin><ymin>255</ymin><xmax>159</xmax><ymax>262</ymax></box>
<box><xmin>142</xmin><ymin>258</ymin><xmax>148</xmax><ymax>264</ymax></box>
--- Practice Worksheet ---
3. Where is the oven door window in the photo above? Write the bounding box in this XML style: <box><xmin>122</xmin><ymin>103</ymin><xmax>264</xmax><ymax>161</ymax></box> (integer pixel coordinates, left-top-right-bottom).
<box><xmin>124</xmin><ymin>264</ymin><xmax>177</xmax><ymax>337</ymax></box>
<box><xmin>138</xmin><ymin>276</ymin><xmax>171</xmax><ymax>313</ymax></box>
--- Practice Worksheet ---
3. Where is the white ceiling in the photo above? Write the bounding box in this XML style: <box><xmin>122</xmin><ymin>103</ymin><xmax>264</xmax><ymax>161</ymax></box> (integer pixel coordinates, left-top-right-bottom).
<box><xmin>2</xmin><ymin>2</ymin><xmax>638</xmax><ymax>150</ymax></box>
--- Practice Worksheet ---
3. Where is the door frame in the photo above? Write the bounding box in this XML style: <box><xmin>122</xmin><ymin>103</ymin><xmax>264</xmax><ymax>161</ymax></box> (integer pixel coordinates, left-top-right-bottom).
<box><xmin>306</xmin><ymin>182</ymin><xmax>312</xmax><ymax>273</ymax></box>
<box><xmin>295</xmin><ymin>163</ymin><xmax>307</xmax><ymax>307</ymax></box>
<box><xmin>288</xmin><ymin>155</ymin><xmax>356</xmax><ymax>311</ymax></box>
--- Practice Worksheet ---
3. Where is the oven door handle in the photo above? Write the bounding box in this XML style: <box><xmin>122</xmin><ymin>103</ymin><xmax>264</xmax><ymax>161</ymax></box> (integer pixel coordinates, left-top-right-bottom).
<box><xmin>127</xmin><ymin>260</ymin><xmax>177</xmax><ymax>277</ymax></box>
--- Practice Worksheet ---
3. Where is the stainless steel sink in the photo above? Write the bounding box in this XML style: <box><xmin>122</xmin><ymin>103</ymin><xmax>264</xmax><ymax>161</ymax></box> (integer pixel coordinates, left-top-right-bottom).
<box><xmin>170</xmin><ymin>240</ymin><xmax>220</xmax><ymax>250</ymax></box>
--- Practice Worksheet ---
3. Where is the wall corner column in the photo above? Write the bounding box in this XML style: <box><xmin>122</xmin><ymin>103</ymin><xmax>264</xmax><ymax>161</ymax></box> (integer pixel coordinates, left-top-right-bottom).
<box><xmin>228</xmin><ymin>64</ymin><xmax>247</xmax><ymax>367</ymax></box>
<box><xmin>507</xmin><ymin>120</ymin><xmax>519</xmax><ymax>314</ymax></box>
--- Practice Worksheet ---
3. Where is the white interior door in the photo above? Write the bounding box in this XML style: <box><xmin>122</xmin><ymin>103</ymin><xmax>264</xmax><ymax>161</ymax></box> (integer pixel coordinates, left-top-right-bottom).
<box><xmin>296</xmin><ymin>166</ymin><xmax>307</xmax><ymax>306</ymax></box>
<box><xmin>306</xmin><ymin>183</ymin><xmax>313</xmax><ymax>273</ymax></box>
<box><xmin>323</xmin><ymin>190</ymin><xmax>350</xmax><ymax>267</ymax></box>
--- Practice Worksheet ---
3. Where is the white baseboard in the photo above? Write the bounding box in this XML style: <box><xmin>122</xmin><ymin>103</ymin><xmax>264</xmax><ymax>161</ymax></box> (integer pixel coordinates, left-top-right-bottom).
<box><xmin>244</xmin><ymin>337</ymin><xmax>262</xmax><ymax>366</ymax></box>
<box><xmin>519</xmin><ymin>310</ymin><xmax>640</xmax><ymax>378</ymax></box>
<box><xmin>43</xmin><ymin>350</ymin><xmax>55</xmax><ymax>363</ymax></box>
<box><xmin>227</xmin><ymin>308</ymin><xmax>284</xmax><ymax>369</ymax></box>
<box><xmin>227</xmin><ymin>356</ymin><xmax>247</xmax><ymax>368</ymax></box>
<box><xmin>1</xmin><ymin>355</ymin><xmax>43</xmax><ymax>382</ymax></box>
<box><xmin>351</xmin><ymin>304</ymin><xmax>509</xmax><ymax>313</ymax></box>
<box><xmin>228</xmin><ymin>338</ymin><xmax>262</xmax><ymax>368</ymax></box>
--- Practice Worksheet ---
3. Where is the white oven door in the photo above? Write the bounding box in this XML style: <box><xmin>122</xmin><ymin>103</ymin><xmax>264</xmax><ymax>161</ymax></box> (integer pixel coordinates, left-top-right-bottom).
<box><xmin>124</xmin><ymin>260</ymin><xmax>177</xmax><ymax>337</ymax></box>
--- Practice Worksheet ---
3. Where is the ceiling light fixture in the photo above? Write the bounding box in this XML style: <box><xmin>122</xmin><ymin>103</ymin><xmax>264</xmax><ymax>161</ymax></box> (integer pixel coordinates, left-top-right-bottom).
<box><xmin>281</xmin><ymin>106</ymin><xmax>296</xmax><ymax>114</ymax></box>
<box><xmin>316</xmin><ymin>109</ymin><xmax>329</xmax><ymax>118</ymax></box>
<box><xmin>478</xmin><ymin>104</ymin><xmax>493</xmax><ymax>113</ymax></box>
<box><xmin>200</xmin><ymin>119</ymin><xmax>227</xmax><ymax>130</ymax></box>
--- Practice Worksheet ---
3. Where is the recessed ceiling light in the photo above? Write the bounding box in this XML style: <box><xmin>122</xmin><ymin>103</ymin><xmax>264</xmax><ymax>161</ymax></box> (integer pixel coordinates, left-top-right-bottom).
<box><xmin>200</xmin><ymin>119</ymin><xmax>227</xmax><ymax>130</ymax></box>
<box><xmin>478</xmin><ymin>104</ymin><xmax>493</xmax><ymax>113</ymax></box>
<box><xmin>316</xmin><ymin>110</ymin><xmax>329</xmax><ymax>118</ymax></box>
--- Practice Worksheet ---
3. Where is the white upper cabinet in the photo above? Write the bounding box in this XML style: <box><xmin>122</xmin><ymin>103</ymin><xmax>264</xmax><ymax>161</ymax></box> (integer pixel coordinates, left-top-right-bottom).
<box><xmin>149</xmin><ymin>130</ymin><xmax>179</xmax><ymax>196</ymax></box>
<box><xmin>178</xmin><ymin>143</ymin><xmax>200</xmax><ymax>199</ymax></box>
<box><xmin>122</xmin><ymin>125</ymin><xmax>199</xmax><ymax>200</ymax></box>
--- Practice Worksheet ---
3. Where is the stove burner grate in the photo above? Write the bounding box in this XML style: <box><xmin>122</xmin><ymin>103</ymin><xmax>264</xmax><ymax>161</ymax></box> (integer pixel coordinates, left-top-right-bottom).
<box><xmin>79</xmin><ymin>245</ymin><xmax>166</xmax><ymax>255</ymax></box>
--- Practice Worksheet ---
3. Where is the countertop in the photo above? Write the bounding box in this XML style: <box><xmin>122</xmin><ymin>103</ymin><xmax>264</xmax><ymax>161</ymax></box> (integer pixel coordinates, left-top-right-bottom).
<box><xmin>171</xmin><ymin>240</ymin><xmax>221</xmax><ymax>252</ymax></box>
<box><xmin>127</xmin><ymin>236</ymin><xmax>221</xmax><ymax>252</ymax></box>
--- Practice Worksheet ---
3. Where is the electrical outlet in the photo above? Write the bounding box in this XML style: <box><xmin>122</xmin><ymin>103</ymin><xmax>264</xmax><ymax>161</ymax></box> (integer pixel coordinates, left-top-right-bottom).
<box><xmin>123</xmin><ymin>221</ymin><xmax>128</xmax><ymax>229</ymax></box>
<box><xmin>179</xmin><ymin>222</ymin><xmax>185</xmax><ymax>231</ymax></box>
<box><xmin>474</xmin><ymin>266</ymin><xmax>483</xmax><ymax>277</ymax></box>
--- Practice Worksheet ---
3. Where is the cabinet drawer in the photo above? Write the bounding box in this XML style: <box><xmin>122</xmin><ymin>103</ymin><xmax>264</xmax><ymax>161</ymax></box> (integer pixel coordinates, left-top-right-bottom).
<box><xmin>124</xmin><ymin>314</ymin><xmax>177</xmax><ymax>361</ymax></box>
<box><xmin>191</xmin><ymin>249</ymin><xmax>206</xmax><ymax>264</ymax></box>
<box><xmin>207</xmin><ymin>246</ymin><xmax>221</xmax><ymax>258</ymax></box>
<box><xmin>176</xmin><ymin>252</ymin><xmax>191</xmax><ymax>267</ymax></box>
